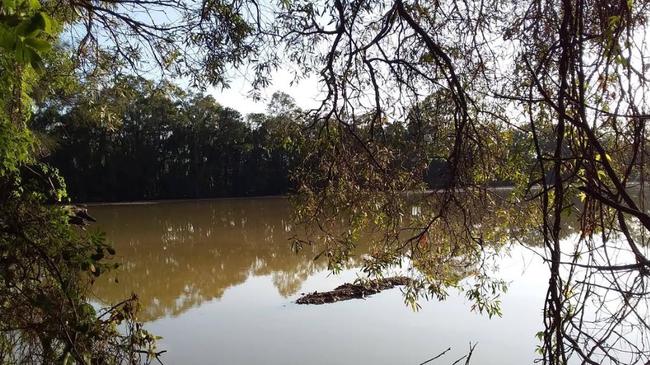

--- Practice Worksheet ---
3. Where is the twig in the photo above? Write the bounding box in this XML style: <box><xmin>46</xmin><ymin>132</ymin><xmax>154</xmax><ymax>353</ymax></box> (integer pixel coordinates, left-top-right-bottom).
<box><xmin>417</xmin><ymin>347</ymin><xmax>451</xmax><ymax>365</ymax></box>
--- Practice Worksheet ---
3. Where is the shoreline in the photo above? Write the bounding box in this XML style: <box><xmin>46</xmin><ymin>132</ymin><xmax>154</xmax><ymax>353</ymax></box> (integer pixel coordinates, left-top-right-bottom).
<box><xmin>75</xmin><ymin>182</ymin><xmax>645</xmax><ymax>206</ymax></box>
<box><xmin>81</xmin><ymin>194</ymin><xmax>290</xmax><ymax>206</ymax></box>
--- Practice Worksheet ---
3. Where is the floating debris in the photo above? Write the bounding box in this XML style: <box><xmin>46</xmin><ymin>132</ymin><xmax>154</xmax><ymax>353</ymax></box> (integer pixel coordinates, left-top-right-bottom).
<box><xmin>296</xmin><ymin>276</ymin><xmax>412</xmax><ymax>305</ymax></box>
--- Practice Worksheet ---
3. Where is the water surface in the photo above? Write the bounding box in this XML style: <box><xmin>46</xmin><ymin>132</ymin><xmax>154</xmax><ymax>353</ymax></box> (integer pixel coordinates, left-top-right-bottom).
<box><xmin>90</xmin><ymin>197</ymin><xmax>548</xmax><ymax>364</ymax></box>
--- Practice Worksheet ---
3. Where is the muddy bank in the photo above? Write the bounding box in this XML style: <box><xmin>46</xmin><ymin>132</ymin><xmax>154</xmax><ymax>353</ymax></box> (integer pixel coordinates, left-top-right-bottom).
<box><xmin>296</xmin><ymin>276</ymin><xmax>412</xmax><ymax>304</ymax></box>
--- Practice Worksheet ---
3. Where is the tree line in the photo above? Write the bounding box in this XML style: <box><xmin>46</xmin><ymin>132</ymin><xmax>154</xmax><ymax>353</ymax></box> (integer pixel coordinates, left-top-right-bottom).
<box><xmin>32</xmin><ymin>76</ymin><xmax>304</xmax><ymax>202</ymax></box>
<box><xmin>34</xmin><ymin>76</ymin><xmax>523</xmax><ymax>202</ymax></box>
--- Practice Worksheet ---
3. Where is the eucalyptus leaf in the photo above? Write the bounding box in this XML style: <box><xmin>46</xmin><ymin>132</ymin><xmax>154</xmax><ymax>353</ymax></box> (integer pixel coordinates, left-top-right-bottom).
<box><xmin>24</xmin><ymin>36</ymin><xmax>49</xmax><ymax>51</ymax></box>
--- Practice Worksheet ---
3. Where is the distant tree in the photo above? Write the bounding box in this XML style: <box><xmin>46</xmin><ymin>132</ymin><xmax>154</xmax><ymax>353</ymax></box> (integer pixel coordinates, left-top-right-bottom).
<box><xmin>33</xmin><ymin>77</ymin><xmax>306</xmax><ymax>201</ymax></box>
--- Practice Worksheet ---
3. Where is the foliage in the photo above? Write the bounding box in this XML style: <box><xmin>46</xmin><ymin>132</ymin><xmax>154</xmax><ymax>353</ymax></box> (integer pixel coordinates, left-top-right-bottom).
<box><xmin>33</xmin><ymin>78</ymin><xmax>306</xmax><ymax>201</ymax></box>
<box><xmin>0</xmin><ymin>0</ymin><xmax>161</xmax><ymax>363</ymax></box>
<box><xmin>0</xmin><ymin>0</ymin><xmax>53</xmax><ymax>71</ymax></box>
<box><xmin>0</xmin><ymin>170</ymin><xmax>160</xmax><ymax>364</ymax></box>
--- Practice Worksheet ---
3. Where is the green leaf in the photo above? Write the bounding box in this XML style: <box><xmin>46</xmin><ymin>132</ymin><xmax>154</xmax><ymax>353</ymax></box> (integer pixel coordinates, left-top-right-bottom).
<box><xmin>0</xmin><ymin>30</ymin><xmax>17</xmax><ymax>50</ymax></box>
<box><xmin>27</xmin><ymin>0</ymin><xmax>40</xmax><ymax>10</ymax></box>
<box><xmin>29</xmin><ymin>48</ymin><xmax>44</xmax><ymax>71</ymax></box>
<box><xmin>24</xmin><ymin>36</ymin><xmax>50</xmax><ymax>51</ymax></box>
<box><xmin>13</xmin><ymin>39</ymin><xmax>30</xmax><ymax>64</ymax></box>
<box><xmin>80</xmin><ymin>303</ymin><xmax>96</xmax><ymax>317</ymax></box>
<box><xmin>2</xmin><ymin>0</ymin><xmax>16</xmax><ymax>13</ymax></box>
<box><xmin>24</xmin><ymin>14</ymin><xmax>42</xmax><ymax>35</ymax></box>
<box><xmin>16</xmin><ymin>12</ymin><xmax>52</xmax><ymax>36</ymax></box>
<box><xmin>36</xmin><ymin>12</ymin><xmax>52</xmax><ymax>34</ymax></box>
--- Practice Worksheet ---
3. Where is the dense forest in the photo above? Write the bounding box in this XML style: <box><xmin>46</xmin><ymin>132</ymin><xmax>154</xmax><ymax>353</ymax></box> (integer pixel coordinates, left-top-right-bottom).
<box><xmin>32</xmin><ymin>76</ymin><xmax>498</xmax><ymax>202</ymax></box>
<box><xmin>31</xmin><ymin>75</ymin><xmax>629</xmax><ymax>203</ymax></box>
<box><xmin>32</xmin><ymin>77</ymin><xmax>302</xmax><ymax>201</ymax></box>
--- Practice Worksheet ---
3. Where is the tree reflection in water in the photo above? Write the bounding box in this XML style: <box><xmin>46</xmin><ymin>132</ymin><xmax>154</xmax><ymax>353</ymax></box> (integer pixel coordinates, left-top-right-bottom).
<box><xmin>91</xmin><ymin>198</ymin><xmax>346</xmax><ymax>321</ymax></box>
<box><xmin>90</xmin><ymin>195</ymin><xmax>591</xmax><ymax>323</ymax></box>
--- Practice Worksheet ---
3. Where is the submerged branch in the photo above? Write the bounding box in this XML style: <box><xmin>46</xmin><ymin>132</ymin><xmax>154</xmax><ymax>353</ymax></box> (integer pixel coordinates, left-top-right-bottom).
<box><xmin>296</xmin><ymin>276</ymin><xmax>413</xmax><ymax>305</ymax></box>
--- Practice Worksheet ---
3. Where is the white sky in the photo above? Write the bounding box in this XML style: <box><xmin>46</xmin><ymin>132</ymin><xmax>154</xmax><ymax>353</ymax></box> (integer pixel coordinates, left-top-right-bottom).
<box><xmin>207</xmin><ymin>69</ymin><xmax>322</xmax><ymax>115</ymax></box>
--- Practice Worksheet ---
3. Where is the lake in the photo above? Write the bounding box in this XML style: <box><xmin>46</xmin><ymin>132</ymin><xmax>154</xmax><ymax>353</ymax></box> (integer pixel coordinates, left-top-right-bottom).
<box><xmin>89</xmin><ymin>197</ymin><xmax>549</xmax><ymax>364</ymax></box>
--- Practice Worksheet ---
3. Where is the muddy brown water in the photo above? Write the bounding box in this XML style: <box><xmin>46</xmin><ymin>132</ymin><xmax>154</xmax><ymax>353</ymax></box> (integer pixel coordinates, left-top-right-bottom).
<box><xmin>89</xmin><ymin>197</ymin><xmax>548</xmax><ymax>364</ymax></box>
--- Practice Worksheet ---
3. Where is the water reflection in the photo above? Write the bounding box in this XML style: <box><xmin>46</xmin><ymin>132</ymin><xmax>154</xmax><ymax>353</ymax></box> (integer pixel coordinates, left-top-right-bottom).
<box><xmin>90</xmin><ymin>198</ymin><xmax>340</xmax><ymax>320</ymax></box>
<box><xmin>87</xmin><ymin>194</ymin><xmax>650</xmax><ymax>364</ymax></box>
<box><xmin>90</xmin><ymin>196</ymin><xmax>576</xmax><ymax>321</ymax></box>
<box><xmin>87</xmin><ymin>197</ymin><xmax>556</xmax><ymax>364</ymax></box>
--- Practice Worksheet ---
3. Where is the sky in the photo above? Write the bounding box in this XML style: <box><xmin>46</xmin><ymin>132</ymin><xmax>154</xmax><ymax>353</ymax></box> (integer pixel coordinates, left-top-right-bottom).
<box><xmin>61</xmin><ymin>1</ymin><xmax>324</xmax><ymax>117</ymax></box>
<box><xmin>207</xmin><ymin>68</ymin><xmax>322</xmax><ymax>115</ymax></box>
